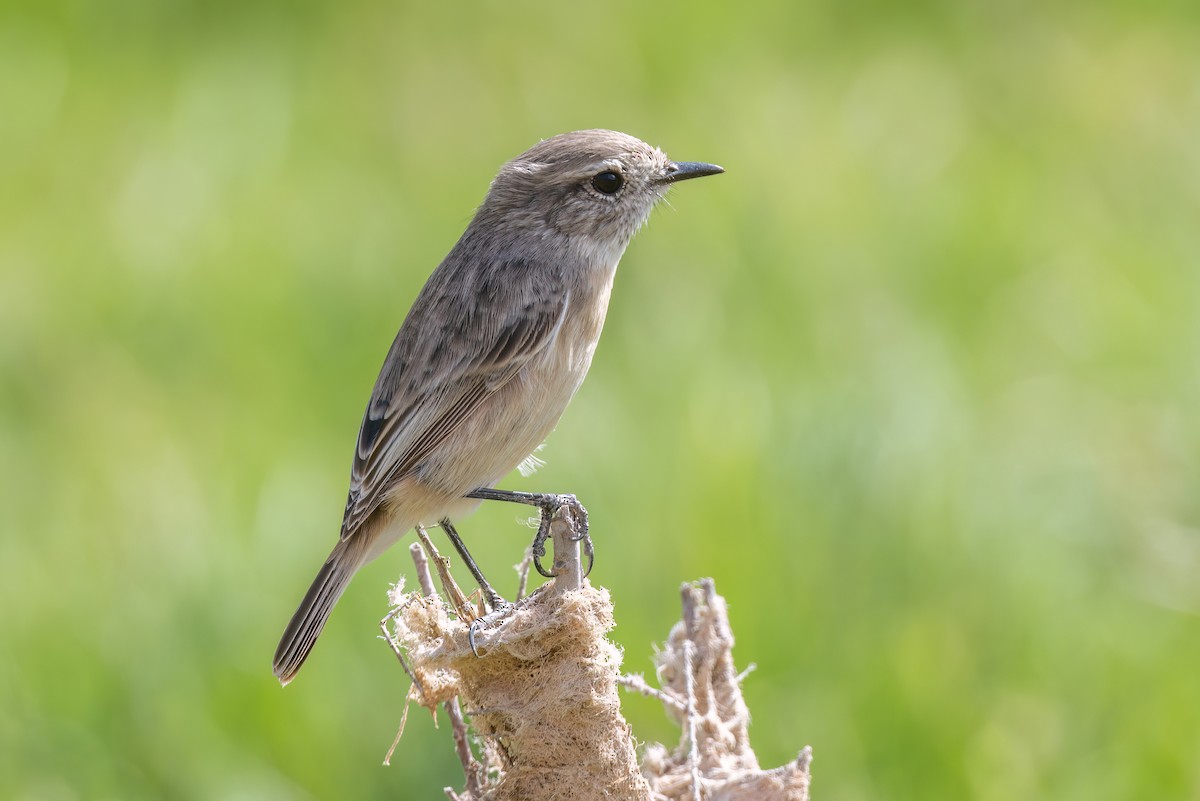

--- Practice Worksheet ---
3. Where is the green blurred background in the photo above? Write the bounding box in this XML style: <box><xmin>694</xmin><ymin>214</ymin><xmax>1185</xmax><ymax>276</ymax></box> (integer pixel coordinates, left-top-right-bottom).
<box><xmin>2</xmin><ymin>0</ymin><xmax>1199</xmax><ymax>798</ymax></box>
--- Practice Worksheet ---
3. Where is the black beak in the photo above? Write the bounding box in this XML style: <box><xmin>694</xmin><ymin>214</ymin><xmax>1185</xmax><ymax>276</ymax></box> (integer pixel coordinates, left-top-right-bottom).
<box><xmin>660</xmin><ymin>161</ymin><xmax>725</xmax><ymax>183</ymax></box>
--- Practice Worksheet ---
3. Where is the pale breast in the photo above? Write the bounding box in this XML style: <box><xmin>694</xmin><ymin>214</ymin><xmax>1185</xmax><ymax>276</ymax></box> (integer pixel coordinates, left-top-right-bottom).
<box><xmin>413</xmin><ymin>258</ymin><xmax>619</xmax><ymax>497</ymax></box>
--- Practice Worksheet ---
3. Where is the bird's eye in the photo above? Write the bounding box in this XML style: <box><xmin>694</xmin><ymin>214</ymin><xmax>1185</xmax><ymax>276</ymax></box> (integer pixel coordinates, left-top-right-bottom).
<box><xmin>591</xmin><ymin>170</ymin><xmax>623</xmax><ymax>195</ymax></box>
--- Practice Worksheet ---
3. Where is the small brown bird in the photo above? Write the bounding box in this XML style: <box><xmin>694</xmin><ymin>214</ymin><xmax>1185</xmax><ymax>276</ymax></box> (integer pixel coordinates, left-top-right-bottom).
<box><xmin>273</xmin><ymin>130</ymin><xmax>723</xmax><ymax>684</ymax></box>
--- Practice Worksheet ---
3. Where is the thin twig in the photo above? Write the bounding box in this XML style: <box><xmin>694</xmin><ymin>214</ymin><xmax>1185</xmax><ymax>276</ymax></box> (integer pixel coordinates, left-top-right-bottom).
<box><xmin>446</xmin><ymin>697</ymin><xmax>483</xmax><ymax>794</ymax></box>
<box><xmin>682</xmin><ymin>583</ymin><xmax>699</xmax><ymax>640</ymax></box>
<box><xmin>514</xmin><ymin>548</ymin><xmax>533</xmax><ymax>600</ymax></box>
<box><xmin>380</xmin><ymin>602</ymin><xmax>426</xmax><ymax>703</ymax></box>
<box><xmin>413</xmin><ymin>536</ymin><xmax>484</xmax><ymax>793</ymax></box>
<box><xmin>383</xmin><ymin>699</ymin><xmax>411</xmax><ymax>766</ymax></box>
<box><xmin>617</xmin><ymin>674</ymin><xmax>687</xmax><ymax>713</ymax></box>
<box><xmin>700</xmin><ymin>579</ymin><xmax>739</xmax><ymax>707</ymax></box>
<box><xmin>416</xmin><ymin>524</ymin><xmax>476</xmax><ymax>621</ymax></box>
<box><xmin>684</xmin><ymin>637</ymin><xmax>702</xmax><ymax>801</ymax></box>
<box><xmin>411</xmin><ymin>541</ymin><xmax>437</xmax><ymax>597</ymax></box>
<box><xmin>735</xmin><ymin>663</ymin><xmax>757</xmax><ymax>685</ymax></box>
<box><xmin>379</xmin><ymin>593</ymin><xmax>425</xmax><ymax>768</ymax></box>
<box><xmin>680</xmin><ymin>584</ymin><xmax>704</xmax><ymax>801</ymax></box>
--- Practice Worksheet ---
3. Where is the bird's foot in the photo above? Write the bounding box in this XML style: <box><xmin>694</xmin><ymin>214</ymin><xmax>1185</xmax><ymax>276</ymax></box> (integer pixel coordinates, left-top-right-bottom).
<box><xmin>528</xmin><ymin>495</ymin><xmax>592</xmax><ymax>579</ymax></box>
<box><xmin>464</xmin><ymin>488</ymin><xmax>594</xmax><ymax>579</ymax></box>
<box><xmin>467</xmin><ymin>599</ymin><xmax>516</xmax><ymax>658</ymax></box>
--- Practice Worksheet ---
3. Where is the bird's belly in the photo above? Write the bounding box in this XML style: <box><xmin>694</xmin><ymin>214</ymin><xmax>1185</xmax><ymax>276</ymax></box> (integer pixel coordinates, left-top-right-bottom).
<box><xmin>412</xmin><ymin>337</ymin><xmax>596</xmax><ymax>500</ymax></box>
<box><xmin>390</xmin><ymin>277</ymin><xmax>613</xmax><ymax>525</ymax></box>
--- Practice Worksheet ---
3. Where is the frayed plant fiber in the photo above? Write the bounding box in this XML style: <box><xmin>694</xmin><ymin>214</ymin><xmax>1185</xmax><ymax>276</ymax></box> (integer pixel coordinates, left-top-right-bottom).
<box><xmin>391</xmin><ymin>581</ymin><xmax>651</xmax><ymax>800</ymax></box>
<box><xmin>634</xmin><ymin>580</ymin><xmax>812</xmax><ymax>800</ymax></box>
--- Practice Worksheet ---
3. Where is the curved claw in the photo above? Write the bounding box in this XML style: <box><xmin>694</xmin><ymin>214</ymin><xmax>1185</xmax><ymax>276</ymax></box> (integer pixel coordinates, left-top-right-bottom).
<box><xmin>468</xmin><ymin>618</ymin><xmax>484</xmax><ymax>657</ymax></box>
<box><xmin>563</xmin><ymin>497</ymin><xmax>593</xmax><ymax>577</ymax></box>
<box><xmin>466</xmin><ymin>487</ymin><xmax>594</xmax><ymax>580</ymax></box>
<box><xmin>470</xmin><ymin>618</ymin><xmax>484</xmax><ymax>657</ymax></box>
<box><xmin>467</xmin><ymin>601</ymin><xmax>514</xmax><ymax>657</ymax></box>
<box><xmin>530</xmin><ymin>514</ymin><xmax>555</xmax><ymax>578</ymax></box>
<box><xmin>532</xmin><ymin>550</ymin><xmax>555</xmax><ymax>578</ymax></box>
<box><xmin>582</xmin><ymin>533</ymin><xmax>595</xmax><ymax>578</ymax></box>
<box><xmin>526</xmin><ymin>494</ymin><xmax>593</xmax><ymax>579</ymax></box>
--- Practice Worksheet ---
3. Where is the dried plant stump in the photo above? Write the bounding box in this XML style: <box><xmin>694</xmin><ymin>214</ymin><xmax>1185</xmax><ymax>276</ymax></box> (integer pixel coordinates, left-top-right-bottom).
<box><xmin>381</xmin><ymin>513</ymin><xmax>813</xmax><ymax>801</ymax></box>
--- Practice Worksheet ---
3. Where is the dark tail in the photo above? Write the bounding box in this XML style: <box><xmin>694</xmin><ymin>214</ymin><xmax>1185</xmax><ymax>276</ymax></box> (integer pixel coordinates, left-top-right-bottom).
<box><xmin>273</xmin><ymin>543</ymin><xmax>361</xmax><ymax>685</ymax></box>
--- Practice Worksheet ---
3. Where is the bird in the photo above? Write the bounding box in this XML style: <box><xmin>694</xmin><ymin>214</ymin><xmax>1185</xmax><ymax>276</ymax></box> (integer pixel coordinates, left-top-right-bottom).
<box><xmin>273</xmin><ymin>129</ymin><xmax>723</xmax><ymax>684</ymax></box>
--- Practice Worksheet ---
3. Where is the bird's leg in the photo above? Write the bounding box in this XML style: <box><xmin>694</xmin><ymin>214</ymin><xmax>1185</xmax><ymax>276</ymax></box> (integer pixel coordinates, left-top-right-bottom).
<box><xmin>439</xmin><ymin>518</ymin><xmax>506</xmax><ymax>610</ymax></box>
<box><xmin>465</xmin><ymin>488</ymin><xmax>593</xmax><ymax>579</ymax></box>
<box><xmin>438</xmin><ymin>518</ymin><xmax>516</xmax><ymax>657</ymax></box>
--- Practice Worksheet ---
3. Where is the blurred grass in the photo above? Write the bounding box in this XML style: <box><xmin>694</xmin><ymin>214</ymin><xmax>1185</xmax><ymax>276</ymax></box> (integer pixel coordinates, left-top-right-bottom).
<box><xmin>2</xmin><ymin>0</ymin><xmax>1199</xmax><ymax>798</ymax></box>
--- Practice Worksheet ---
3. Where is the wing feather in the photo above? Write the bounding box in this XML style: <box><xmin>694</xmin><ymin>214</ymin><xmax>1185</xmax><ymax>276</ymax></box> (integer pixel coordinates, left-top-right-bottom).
<box><xmin>338</xmin><ymin>255</ymin><xmax>567</xmax><ymax>541</ymax></box>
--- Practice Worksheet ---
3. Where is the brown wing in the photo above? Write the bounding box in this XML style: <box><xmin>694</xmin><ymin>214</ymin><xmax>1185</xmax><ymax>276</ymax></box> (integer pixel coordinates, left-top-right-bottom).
<box><xmin>338</xmin><ymin>255</ymin><xmax>567</xmax><ymax>541</ymax></box>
